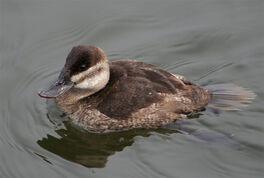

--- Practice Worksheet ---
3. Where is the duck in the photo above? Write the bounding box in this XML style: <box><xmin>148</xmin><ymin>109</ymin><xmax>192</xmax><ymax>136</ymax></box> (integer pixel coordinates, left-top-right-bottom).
<box><xmin>38</xmin><ymin>45</ymin><xmax>254</xmax><ymax>132</ymax></box>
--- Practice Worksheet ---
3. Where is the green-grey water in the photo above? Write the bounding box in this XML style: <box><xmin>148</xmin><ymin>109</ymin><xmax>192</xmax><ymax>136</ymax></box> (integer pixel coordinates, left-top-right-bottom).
<box><xmin>1</xmin><ymin>0</ymin><xmax>264</xmax><ymax>177</ymax></box>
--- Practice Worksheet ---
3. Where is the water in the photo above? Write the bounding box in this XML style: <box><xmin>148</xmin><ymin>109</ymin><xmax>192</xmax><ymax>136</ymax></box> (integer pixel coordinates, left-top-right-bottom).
<box><xmin>1</xmin><ymin>0</ymin><xmax>264</xmax><ymax>177</ymax></box>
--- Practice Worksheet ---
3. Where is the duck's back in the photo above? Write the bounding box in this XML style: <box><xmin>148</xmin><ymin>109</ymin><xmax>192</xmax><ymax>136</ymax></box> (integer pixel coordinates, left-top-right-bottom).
<box><xmin>80</xmin><ymin>60</ymin><xmax>211</xmax><ymax>128</ymax></box>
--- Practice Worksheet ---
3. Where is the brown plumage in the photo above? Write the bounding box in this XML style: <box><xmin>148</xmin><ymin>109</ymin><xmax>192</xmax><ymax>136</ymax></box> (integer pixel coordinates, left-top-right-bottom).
<box><xmin>38</xmin><ymin>45</ymin><xmax>254</xmax><ymax>132</ymax></box>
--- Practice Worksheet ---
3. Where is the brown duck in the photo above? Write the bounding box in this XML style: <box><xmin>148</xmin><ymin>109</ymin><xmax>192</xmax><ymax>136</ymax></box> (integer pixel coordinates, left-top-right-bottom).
<box><xmin>38</xmin><ymin>45</ymin><xmax>255</xmax><ymax>132</ymax></box>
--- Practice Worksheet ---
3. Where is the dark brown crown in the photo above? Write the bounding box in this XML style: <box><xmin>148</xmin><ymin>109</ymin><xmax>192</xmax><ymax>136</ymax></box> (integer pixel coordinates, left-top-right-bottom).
<box><xmin>63</xmin><ymin>45</ymin><xmax>106</xmax><ymax>76</ymax></box>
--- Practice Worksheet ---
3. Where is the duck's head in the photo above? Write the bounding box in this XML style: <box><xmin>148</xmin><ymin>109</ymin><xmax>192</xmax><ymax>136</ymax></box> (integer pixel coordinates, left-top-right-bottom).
<box><xmin>38</xmin><ymin>45</ymin><xmax>110</xmax><ymax>99</ymax></box>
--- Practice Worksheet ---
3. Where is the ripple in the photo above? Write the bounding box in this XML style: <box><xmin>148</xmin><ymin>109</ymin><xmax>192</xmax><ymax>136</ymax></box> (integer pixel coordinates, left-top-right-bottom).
<box><xmin>0</xmin><ymin>63</ymin><xmax>60</xmax><ymax>174</ymax></box>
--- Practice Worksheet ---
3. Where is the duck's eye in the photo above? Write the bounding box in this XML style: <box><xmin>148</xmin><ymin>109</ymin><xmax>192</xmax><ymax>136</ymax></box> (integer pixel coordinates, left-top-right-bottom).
<box><xmin>79</xmin><ymin>64</ymin><xmax>87</xmax><ymax>71</ymax></box>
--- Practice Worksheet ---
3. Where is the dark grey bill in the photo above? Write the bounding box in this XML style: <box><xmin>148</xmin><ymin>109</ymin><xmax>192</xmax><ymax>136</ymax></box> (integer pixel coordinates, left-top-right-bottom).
<box><xmin>38</xmin><ymin>80</ymin><xmax>73</xmax><ymax>98</ymax></box>
<box><xmin>38</xmin><ymin>69</ymin><xmax>73</xmax><ymax>98</ymax></box>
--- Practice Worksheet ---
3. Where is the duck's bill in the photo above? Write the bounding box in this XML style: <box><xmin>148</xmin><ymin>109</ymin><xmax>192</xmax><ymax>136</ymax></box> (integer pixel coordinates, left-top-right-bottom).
<box><xmin>38</xmin><ymin>80</ymin><xmax>74</xmax><ymax>98</ymax></box>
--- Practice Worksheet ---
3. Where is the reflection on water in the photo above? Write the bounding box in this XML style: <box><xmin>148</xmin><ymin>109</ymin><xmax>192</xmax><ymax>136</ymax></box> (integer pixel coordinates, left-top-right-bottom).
<box><xmin>37</xmin><ymin>101</ymin><xmax>242</xmax><ymax>168</ymax></box>
<box><xmin>38</xmin><ymin>120</ymin><xmax>178</xmax><ymax>168</ymax></box>
<box><xmin>37</xmin><ymin>99</ymin><xmax>179</xmax><ymax>168</ymax></box>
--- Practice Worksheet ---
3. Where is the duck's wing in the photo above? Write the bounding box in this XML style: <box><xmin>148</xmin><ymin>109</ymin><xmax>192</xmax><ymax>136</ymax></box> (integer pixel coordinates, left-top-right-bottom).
<box><xmin>111</xmin><ymin>60</ymin><xmax>188</xmax><ymax>90</ymax></box>
<box><xmin>92</xmin><ymin>60</ymin><xmax>197</xmax><ymax>120</ymax></box>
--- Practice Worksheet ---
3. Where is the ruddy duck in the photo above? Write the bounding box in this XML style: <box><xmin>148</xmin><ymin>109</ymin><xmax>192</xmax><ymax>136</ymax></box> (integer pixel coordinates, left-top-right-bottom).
<box><xmin>38</xmin><ymin>45</ymin><xmax>255</xmax><ymax>132</ymax></box>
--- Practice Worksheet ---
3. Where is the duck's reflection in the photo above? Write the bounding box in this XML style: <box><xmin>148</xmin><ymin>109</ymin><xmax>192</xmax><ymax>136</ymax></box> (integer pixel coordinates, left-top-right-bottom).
<box><xmin>37</xmin><ymin>121</ymin><xmax>179</xmax><ymax>168</ymax></box>
<box><xmin>37</xmin><ymin>101</ymin><xmax>240</xmax><ymax>168</ymax></box>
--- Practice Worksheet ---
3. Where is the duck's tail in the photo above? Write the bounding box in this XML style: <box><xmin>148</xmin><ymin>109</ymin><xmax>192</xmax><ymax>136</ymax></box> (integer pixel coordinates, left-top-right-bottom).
<box><xmin>205</xmin><ymin>83</ymin><xmax>255</xmax><ymax>111</ymax></box>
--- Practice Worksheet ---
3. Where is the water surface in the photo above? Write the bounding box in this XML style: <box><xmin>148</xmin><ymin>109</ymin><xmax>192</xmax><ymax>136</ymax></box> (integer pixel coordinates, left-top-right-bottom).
<box><xmin>1</xmin><ymin>0</ymin><xmax>264</xmax><ymax>177</ymax></box>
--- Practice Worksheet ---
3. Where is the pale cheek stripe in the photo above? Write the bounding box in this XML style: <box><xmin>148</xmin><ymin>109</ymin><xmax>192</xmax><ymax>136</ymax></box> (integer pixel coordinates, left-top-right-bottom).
<box><xmin>70</xmin><ymin>62</ymin><xmax>106</xmax><ymax>82</ymax></box>
<box><xmin>75</xmin><ymin>70</ymin><xmax>109</xmax><ymax>89</ymax></box>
